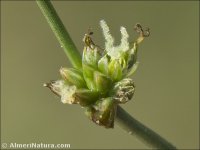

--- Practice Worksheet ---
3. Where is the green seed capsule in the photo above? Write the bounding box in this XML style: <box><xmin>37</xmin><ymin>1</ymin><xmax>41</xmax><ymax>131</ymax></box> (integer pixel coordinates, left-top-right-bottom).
<box><xmin>60</xmin><ymin>67</ymin><xmax>86</xmax><ymax>88</ymax></box>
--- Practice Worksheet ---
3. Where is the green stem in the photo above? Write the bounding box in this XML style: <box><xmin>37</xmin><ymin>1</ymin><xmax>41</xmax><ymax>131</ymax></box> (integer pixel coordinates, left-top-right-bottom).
<box><xmin>36</xmin><ymin>0</ymin><xmax>177</xmax><ymax>149</ymax></box>
<box><xmin>36</xmin><ymin>0</ymin><xmax>82</xmax><ymax>70</ymax></box>
<box><xmin>116</xmin><ymin>106</ymin><xmax>176</xmax><ymax>149</ymax></box>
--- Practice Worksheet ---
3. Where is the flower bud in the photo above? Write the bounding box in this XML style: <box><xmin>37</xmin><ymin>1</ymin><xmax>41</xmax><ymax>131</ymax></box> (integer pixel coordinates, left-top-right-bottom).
<box><xmin>82</xmin><ymin>32</ymin><xmax>101</xmax><ymax>69</ymax></box>
<box><xmin>60</xmin><ymin>67</ymin><xmax>86</xmax><ymax>88</ymax></box>
<box><xmin>82</xmin><ymin>64</ymin><xmax>96</xmax><ymax>90</ymax></box>
<box><xmin>82</xmin><ymin>47</ymin><xmax>100</xmax><ymax>69</ymax></box>
<box><xmin>98</xmin><ymin>55</ymin><xmax>109</xmax><ymax>75</ymax></box>
<box><xmin>83</xmin><ymin>63</ymin><xmax>112</xmax><ymax>93</ymax></box>
<box><xmin>94</xmin><ymin>71</ymin><xmax>112</xmax><ymax>94</ymax></box>
<box><xmin>108</xmin><ymin>59</ymin><xmax>123</xmax><ymax>81</ymax></box>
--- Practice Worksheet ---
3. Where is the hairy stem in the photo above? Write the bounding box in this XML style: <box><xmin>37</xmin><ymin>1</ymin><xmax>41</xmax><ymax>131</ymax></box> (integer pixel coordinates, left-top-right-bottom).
<box><xmin>36</xmin><ymin>0</ymin><xmax>177</xmax><ymax>149</ymax></box>
<box><xmin>36</xmin><ymin>0</ymin><xmax>82</xmax><ymax>69</ymax></box>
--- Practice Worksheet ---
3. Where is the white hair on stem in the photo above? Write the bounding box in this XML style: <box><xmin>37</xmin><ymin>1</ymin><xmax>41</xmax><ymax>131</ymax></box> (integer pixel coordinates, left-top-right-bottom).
<box><xmin>100</xmin><ymin>20</ymin><xmax>114</xmax><ymax>50</ymax></box>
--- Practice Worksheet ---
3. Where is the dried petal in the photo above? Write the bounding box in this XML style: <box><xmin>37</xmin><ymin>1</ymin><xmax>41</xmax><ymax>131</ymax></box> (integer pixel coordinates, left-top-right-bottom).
<box><xmin>111</xmin><ymin>78</ymin><xmax>135</xmax><ymax>103</ymax></box>
<box><xmin>44</xmin><ymin>80</ymin><xmax>77</xmax><ymax>104</ymax></box>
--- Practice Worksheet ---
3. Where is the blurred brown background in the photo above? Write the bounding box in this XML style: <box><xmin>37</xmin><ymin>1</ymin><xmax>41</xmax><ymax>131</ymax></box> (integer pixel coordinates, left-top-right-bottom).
<box><xmin>1</xmin><ymin>1</ymin><xmax>199</xmax><ymax>149</ymax></box>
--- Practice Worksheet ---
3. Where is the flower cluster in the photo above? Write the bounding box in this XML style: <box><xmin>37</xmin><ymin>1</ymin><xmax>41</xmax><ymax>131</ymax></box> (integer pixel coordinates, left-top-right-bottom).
<box><xmin>44</xmin><ymin>20</ymin><xmax>149</xmax><ymax>128</ymax></box>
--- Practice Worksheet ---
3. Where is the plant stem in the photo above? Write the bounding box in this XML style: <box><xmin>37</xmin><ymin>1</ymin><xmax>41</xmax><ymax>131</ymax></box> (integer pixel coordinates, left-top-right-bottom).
<box><xmin>116</xmin><ymin>106</ymin><xmax>176</xmax><ymax>149</ymax></box>
<box><xmin>36</xmin><ymin>0</ymin><xmax>82</xmax><ymax>70</ymax></box>
<box><xmin>36</xmin><ymin>0</ymin><xmax>177</xmax><ymax>149</ymax></box>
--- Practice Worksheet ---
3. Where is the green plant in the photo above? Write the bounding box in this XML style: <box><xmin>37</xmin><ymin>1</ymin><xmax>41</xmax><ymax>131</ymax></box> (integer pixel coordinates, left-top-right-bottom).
<box><xmin>37</xmin><ymin>0</ymin><xmax>176</xmax><ymax>149</ymax></box>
